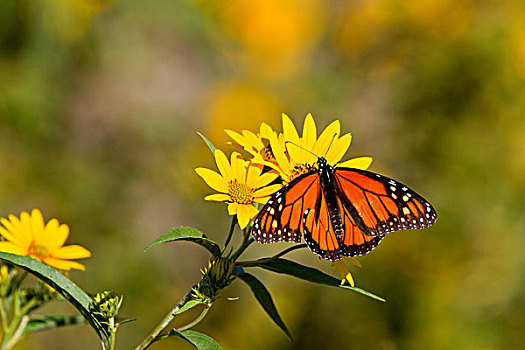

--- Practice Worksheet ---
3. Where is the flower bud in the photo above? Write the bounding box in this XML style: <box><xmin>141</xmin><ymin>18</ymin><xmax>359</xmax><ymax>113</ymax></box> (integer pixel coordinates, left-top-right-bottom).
<box><xmin>91</xmin><ymin>290</ymin><xmax>123</xmax><ymax>320</ymax></box>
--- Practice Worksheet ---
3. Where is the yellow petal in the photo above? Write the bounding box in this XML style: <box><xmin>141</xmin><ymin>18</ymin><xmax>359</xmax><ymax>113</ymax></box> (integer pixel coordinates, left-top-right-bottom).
<box><xmin>204</xmin><ymin>194</ymin><xmax>231</xmax><ymax>202</ymax></box>
<box><xmin>252</xmin><ymin>171</ymin><xmax>279</xmax><ymax>189</ymax></box>
<box><xmin>231</xmin><ymin>152</ymin><xmax>246</xmax><ymax>183</ymax></box>
<box><xmin>254</xmin><ymin>184</ymin><xmax>282</xmax><ymax>198</ymax></box>
<box><xmin>242</xmin><ymin>130</ymin><xmax>264</xmax><ymax>151</ymax></box>
<box><xmin>313</xmin><ymin>120</ymin><xmax>340</xmax><ymax>158</ymax></box>
<box><xmin>343</xmin><ymin>271</ymin><xmax>355</xmax><ymax>287</ymax></box>
<box><xmin>43</xmin><ymin>257</ymin><xmax>86</xmax><ymax>271</ymax></box>
<box><xmin>215</xmin><ymin>149</ymin><xmax>233</xmax><ymax>181</ymax></box>
<box><xmin>2</xmin><ymin>216</ymin><xmax>31</xmax><ymax>246</ymax></box>
<box><xmin>259</xmin><ymin>122</ymin><xmax>275</xmax><ymax>139</ymax></box>
<box><xmin>227</xmin><ymin>202</ymin><xmax>239</xmax><ymax>216</ymax></box>
<box><xmin>54</xmin><ymin>224</ymin><xmax>70</xmax><ymax>248</ymax></box>
<box><xmin>337</xmin><ymin>157</ymin><xmax>373</xmax><ymax>170</ymax></box>
<box><xmin>225</xmin><ymin>129</ymin><xmax>247</xmax><ymax>148</ymax></box>
<box><xmin>245</xmin><ymin>162</ymin><xmax>263</xmax><ymax>188</ymax></box>
<box><xmin>44</xmin><ymin>218</ymin><xmax>62</xmax><ymax>250</ymax></box>
<box><xmin>30</xmin><ymin>209</ymin><xmax>46</xmax><ymax>246</ymax></box>
<box><xmin>269</xmin><ymin>132</ymin><xmax>292</xmax><ymax>179</ymax></box>
<box><xmin>52</xmin><ymin>245</ymin><xmax>91</xmax><ymax>259</ymax></box>
<box><xmin>195</xmin><ymin>168</ymin><xmax>228</xmax><ymax>193</ymax></box>
<box><xmin>282</xmin><ymin>113</ymin><xmax>300</xmax><ymax>144</ymax></box>
<box><xmin>236</xmin><ymin>204</ymin><xmax>259</xmax><ymax>229</ymax></box>
<box><xmin>326</xmin><ymin>132</ymin><xmax>352</xmax><ymax>164</ymax></box>
<box><xmin>0</xmin><ymin>226</ymin><xmax>27</xmax><ymax>248</ymax></box>
<box><xmin>301</xmin><ymin>113</ymin><xmax>317</xmax><ymax>164</ymax></box>
<box><xmin>0</xmin><ymin>241</ymin><xmax>28</xmax><ymax>255</ymax></box>
<box><xmin>19</xmin><ymin>211</ymin><xmax>33</xmax><ymax>241</ymax></box>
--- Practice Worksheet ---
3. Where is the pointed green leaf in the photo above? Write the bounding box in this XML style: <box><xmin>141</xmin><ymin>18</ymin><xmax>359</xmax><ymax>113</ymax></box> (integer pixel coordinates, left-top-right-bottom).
<box><xmin>163</xmin><ymin>329</ymin><xmax>222</xmax><ymax>350</ymax></box>
<box><xmin>144</xmin><ymin>226</ymin><xmax>221</xmax><ymax>256</ymax></box>
<box><xmin>235</xmin><ymin>272</ymin><xmax>292</xmax><ymax>341</ymax></box>
<box><xmin>0</xmin><ymin>252</ymin><xmax>110</xmax><ymax>346</ymax></box>
<box><xmin>23</xmin><ymin>315</ymin><xmax>85</xmax><ymax>334</ymax></box>
<box><xmin>238</xmin><ymin>258</ymin><xmax>385</xmax><ymax>302</ymax></box>
<box><xmin>197</xmin><ymin>132</ymin><xmax>216</xmax><ymax>154</ymax></box>
<box><xmin>175</xmin><ymin>300</ymin><xmax>206</xmax><ymax>315</ymax></box>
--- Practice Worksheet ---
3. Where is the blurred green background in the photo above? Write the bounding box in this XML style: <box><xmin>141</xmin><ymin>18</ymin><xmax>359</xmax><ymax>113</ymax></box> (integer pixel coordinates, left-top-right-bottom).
<box><xmin>2</xmin><ymin>0</ymin><xmax>525</xmax><ymax>349</ymax></box>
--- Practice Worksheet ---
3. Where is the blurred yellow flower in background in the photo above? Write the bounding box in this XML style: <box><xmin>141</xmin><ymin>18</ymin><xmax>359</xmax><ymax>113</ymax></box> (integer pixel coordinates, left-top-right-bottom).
<box><xmin>335</xmin><ymin>0</ymin><xmax>392</xmax><ymax>56</ymax></box>
<box><xmin>269</xmin><ymin>113</ymin><xmax>373</xmax><ymax>182</ymax></box>
<box><xmin>0</xmin><ymin>209</ymin><xmax>91</xmax><ymax>271</ymax></box>
<box><xmin>196</xmin><ymin>150</ymin><xmax>281</xmax><ymax>229</ymax></box>
<box><xmin>43</xmin><ymin>0</ymin><xmax>111</xmax><ymax>42</ymax></box>
<box><xmin>205</xmin><ymin>82</ymin><xmax>281</xmax><ymax>148</ymax></box>
<box><xmin>219</xmin><ymin>0</ymin><xmax>325</xmax><ymax>78</ymax></box>
<box><xmin>403</xmin><ymin>0</ymin><xmax>473</xmax><ymax>40</ymax></box>
<box><xmin>509</xmin><ymin>7</ymin><xmax>525</xmax><ymax>80</ymax></box>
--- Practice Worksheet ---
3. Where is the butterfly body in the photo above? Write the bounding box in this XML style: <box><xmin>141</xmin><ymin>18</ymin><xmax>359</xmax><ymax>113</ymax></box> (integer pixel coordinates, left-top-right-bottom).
<box><xmin>316</xmin><ymin>158</ymin><xmax>344</xmax><ymax>239</ymax></box>
<box><xmin>253</xmin><ymin>157</ymin><xmax>437</xmax><ymax>261</ymax></box>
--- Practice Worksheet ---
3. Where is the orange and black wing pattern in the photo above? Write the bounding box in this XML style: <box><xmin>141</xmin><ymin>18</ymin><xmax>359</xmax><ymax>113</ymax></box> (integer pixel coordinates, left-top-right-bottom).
<box><xmin>253</xmin><ymin>169</ymin><xmax>386</xmax><ymax>260</ymax></box>
<box><xmin>301</xmin><ymin>191</ymin><xmax>384</xmax><ymax>260</ymax></box>
<box><xmin>253</xmin><ymin>172</ymin><xmax>320</xmax><ymax>244</ymax></box>
<box><xmin>333</xmin><ymin>168</ymin><xmax>437</xmax><ymax>237</ymax></box>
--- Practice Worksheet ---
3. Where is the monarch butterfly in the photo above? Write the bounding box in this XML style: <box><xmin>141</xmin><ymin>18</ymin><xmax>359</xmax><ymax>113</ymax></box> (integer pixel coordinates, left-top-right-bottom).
<box><xmin>253</xmin><ymin>157</ymin><xmax>437</xmax><ymax>261</ymax></box>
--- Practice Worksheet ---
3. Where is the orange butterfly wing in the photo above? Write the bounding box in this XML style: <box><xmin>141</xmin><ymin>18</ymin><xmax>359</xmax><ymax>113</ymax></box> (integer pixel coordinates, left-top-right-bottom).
<box><xmin>253</xmin><ymin>170</ymin><xmax>385</xmax><ymax>260</ymax></box>
<box><xmin>253</xmin><ymin>164</ymin><xmax>437</xmax><ymax>261</ymax></box>
<box><xmin>253</xmin><ymin>172</ymin><xmax>319</xmax><ymax>244</ymax></box>
<box><xmin>302</xmin><ymin>190</ymin><xmax>384</xmax><ymax>260</ymax></box>
<box><xmin>333</xmin><ymin>168</ymin><xmax>437</xmax><ymax>237</ymax></box>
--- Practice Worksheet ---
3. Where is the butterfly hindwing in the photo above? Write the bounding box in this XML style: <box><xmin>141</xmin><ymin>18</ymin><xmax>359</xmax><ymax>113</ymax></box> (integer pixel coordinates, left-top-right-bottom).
<box><xmin>334</xmin><ymin>168</ymin><xmax>437</xmax><ymax>237</ymax></box>
<box><xmin>301</xmin><ymin>190</ymin><xmax>343</xmax><ymax>261</ymax></box>
<box><xmin>337</xmin><ymin>196</ymin><xmax>385</xmax><ymax>257</ymax></box>
<box><xmin>301</xmin><ymin>183</ymin><xmax>385</xmax><ymax>261</ymax></box>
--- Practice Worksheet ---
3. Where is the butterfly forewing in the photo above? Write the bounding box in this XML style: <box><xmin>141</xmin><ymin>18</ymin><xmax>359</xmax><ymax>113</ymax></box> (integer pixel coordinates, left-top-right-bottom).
<box><xmin>253</xmin><ymin>172</ymin><xmax>319</xmax><ymax>244</ymax></box>
<box><xmin>334</xmin><ymin>168</ymin><xmax>437</xmax><ymax>237</ymax></box>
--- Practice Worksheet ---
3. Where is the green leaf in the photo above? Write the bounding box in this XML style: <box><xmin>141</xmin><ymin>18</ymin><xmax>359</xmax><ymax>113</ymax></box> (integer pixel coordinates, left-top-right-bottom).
<box><xmin>197</xmin><ymin>132</ymin><xmax>216</xmax><ymax>154</ymax></box>
<box><xmin>24</xmin><ymin>315</ymin><xmax>85</xmax><ymax>334</ymax></box>
<box><xmin>235</xmin><ymin>272</ymin><xmax>292</xmax><ymax>341</ymax></box>
<box><xmin>145</xmin><ymin>226</ymin><xmax>221</xmax><ymax>256</ymax></box>
<box><xmin>240</xmin><ymin>258</ymin><xmax>385</xmax><ymax>302</ymax></box>
<box><xmin>175</xmin><ymin>300</ymin><xmax>206</xmax><ymax>315</ymax></box>
<box><xmin>163</xmin><ymin>329</ymin><xmax>222</xmax><ymax>350</ymax></box>
<box><xmin>0</xmin><ymin>253</ymin><xmax>110</xmax><ymax>346</ymax></box>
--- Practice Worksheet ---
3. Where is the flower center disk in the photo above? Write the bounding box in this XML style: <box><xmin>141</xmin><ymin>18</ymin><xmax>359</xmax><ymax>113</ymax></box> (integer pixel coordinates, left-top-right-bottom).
<box><xmin>228</xmin><ymin>181</ymin><xmax>254</xmax><ymax>205</ymax></box>
<box><xmin>28</xmin><ymin>242</ymin><xmax>49</xmax><ymax>260</ymax></box>
<box><xmin>290</xmin><ymin>163</ymin><xmax>316</xmax><ymax>181</ymax></box>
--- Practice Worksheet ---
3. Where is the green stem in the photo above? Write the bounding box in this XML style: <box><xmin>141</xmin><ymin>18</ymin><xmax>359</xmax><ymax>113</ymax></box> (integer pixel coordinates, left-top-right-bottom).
<box><xmin>19</xmin><ymin>298</ymin><xmax>39</xmax><ymax>316</ymax></box>
<box><xmin>230</xmin><ymin>237</ymin><xmax>254</xmax><ymax>261</ymax></box>
<box><xmin>134</xmin><ymin>285</ymin><xmax>197</xmax><ymax>350</ymax></box>
<box><xmin>0</xmin><ymin>298</ymin><xmax>8</xmax><ymax>331</ymax></box>
<box><xmin>222</xmin><ymin>216</ymin><xmax>237</xmax><ymax>253</ymax></box>
<box><xmin>176</xmin><ymin>304</ymin><xmax>210</xmax><ymax>332</ymax></box>
<box><xmin>3</xmin><ymin>315</ymin><xmax>28</xmax><ymax>350</ymax></box>
<box><xmin>105</xmin><ymin>317</ymin><xmax>117</xmax><ymax>350</ymax></box>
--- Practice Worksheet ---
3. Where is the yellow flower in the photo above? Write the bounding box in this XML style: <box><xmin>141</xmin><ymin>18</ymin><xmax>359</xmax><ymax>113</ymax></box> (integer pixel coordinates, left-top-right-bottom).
<box><xmin>331</xmin><ymin>257</ymin><xmax>362</xmax><ymax>287</ymax></box>
<box><xmin>225</xmin><ymin>122</ymin><xmax>285</xmax><ymax>164</ymax></box>
<box><xmin>0</xmin><ymin>209</ymin><xmax>91</xmax><ymax>271</ymax></box>
<box><xmin>196</xmin><ymin>150</ymin><xmax>281</xmax><ymax>229</ymax></box>
<box><xmin>269</xmin><ymin>113</ymin><xmax>374</xmax><ymax>182</ymax></box>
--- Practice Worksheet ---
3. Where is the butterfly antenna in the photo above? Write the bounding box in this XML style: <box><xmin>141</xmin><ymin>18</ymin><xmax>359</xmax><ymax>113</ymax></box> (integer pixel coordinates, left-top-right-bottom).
<box><xmin>285</xmin><ymin>141</ymin><xmax>320</xmax><ymax>158</ymax></box>
<box><xmin>323</xmin><ymin>133</ymin><xmax>338</xmax><ymax>158</ymax></box>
